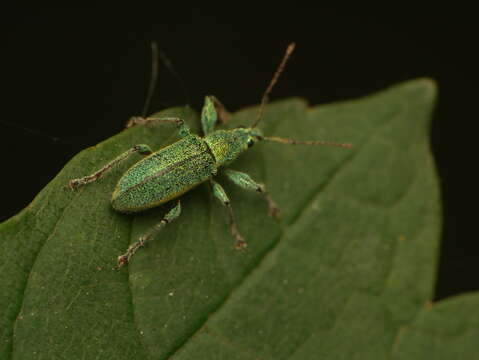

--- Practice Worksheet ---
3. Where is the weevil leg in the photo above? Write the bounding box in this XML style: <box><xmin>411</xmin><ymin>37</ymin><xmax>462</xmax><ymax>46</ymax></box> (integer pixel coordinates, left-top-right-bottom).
<box><xmin>209</xmin><ymin>95</ymin><xmax>231</xmax><ymax>124</ymax></box>
<box><xmin>126</xmin><ymin>116</ymin><xmax>190</xmax><ymax>138</ymax></box>
<box><xmin>224</xmin><ymin>169</ymin><xmax>280</xmax><ymax>218</ymax></box>
<box><xmin>201</xmin><ymin>96</ymin><xmax>218</xmax><ymax>136</ymax></box>
<box><xmin>117</xmin><ymin>200</ymin><xmax>182</xmax><ymax>269</ymax></box>
<box><xmin>210</xmin><ymin>180</ymin><xmax>247</xmax><ymax>250</ymax></box>
<box><xmin>68</xmin><ymin>144</ymin><xmax>153</xmax><ymax>190</ymax></box>
<box><xmin>201</xmin><ymin>96</ymin><xmax>231</xmax><ymax>135</ymax></box>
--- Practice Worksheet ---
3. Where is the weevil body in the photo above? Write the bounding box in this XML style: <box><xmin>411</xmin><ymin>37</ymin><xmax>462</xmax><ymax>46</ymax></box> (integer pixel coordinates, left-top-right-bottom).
<box><xmin>68</xmin><ymin>43</ymin><xmax>352</xmax><ymax>268</ymax></box>
<box><xmin>111</xmin><ymin>126</ymin><xmax>263</xmax><ymax>213</ymax></box>
<box><xmin>112</xmin><ymin>133</ymin><xmax>216</xmax><ymax>212</ymax></box>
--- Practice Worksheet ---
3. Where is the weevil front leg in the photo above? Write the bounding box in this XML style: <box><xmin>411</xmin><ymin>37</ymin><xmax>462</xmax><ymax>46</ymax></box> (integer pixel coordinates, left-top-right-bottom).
<box><xmin>68</xmin><ymin>144</ymin><xmax>153</xmax><ymax>189</ymax></box>
<box><xmin>209</xmin><ymin>95</ymin><xmax>231</xmax><ymax>124</ymax></box>
<box><xmin>224</xmin><ymin>169</ymin><xmax>280</xmax><ymax>218</ymax></box>
<box><xmin>210</xmin><ymin>180</ymin><xmax>247</xmax><ymax>250</ymax></box>
<box><xmin>201</xmin><ymin>96</ymin><xmax>231</xmax><ymax>135</ymax></box>
<box><xmin>126</xmin><ymin>116</ymin><xmax>190</xmax><ymax>137</ymax></box>
<box><xmin>117</xmin><ymin>201</ymin><xmax>182</xmax><ymax>269</ymax></box>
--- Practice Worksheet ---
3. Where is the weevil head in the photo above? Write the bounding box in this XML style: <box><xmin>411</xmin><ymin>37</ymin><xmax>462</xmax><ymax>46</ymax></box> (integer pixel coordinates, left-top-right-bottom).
<box><xmin>204</xmin><ymin>127</ymin><xmax>263</xmax><ymax>167</ymax></box>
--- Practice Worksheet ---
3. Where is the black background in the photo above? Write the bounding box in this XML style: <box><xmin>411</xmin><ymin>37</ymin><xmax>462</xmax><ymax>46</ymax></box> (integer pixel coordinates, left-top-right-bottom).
<box><xmin>1</xmin><ymin>6</ymin><xmax>478</xmax><ymax>301</ymax></box>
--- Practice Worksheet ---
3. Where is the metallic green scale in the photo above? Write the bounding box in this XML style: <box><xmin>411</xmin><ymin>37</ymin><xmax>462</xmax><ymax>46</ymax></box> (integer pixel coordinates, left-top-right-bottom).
<box><xmin>111</xmin><ymin>126</ymin><xmax>262</xmax><ymax>212</ymax></box>
<box><xmin>204</xmin><ymin>129</ymin><xmax>259</xmax><ymax>166</ymax></box>
<box><xmin>111</xmin><ymin>134</ymin><xmax>217</xmax><ymax>212</ymax></box>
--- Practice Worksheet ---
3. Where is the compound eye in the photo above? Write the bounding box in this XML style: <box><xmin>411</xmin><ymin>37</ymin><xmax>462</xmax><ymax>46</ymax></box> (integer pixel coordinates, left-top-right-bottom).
<box><xmin>247</xmin><ymin>138</ymin><xmax>255</xmax><ymax>148</ymax></box>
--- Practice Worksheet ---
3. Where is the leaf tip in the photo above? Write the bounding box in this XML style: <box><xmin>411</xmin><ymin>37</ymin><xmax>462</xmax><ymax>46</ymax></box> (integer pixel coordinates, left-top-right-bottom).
<box><xmin>410</xmin><ymin>77</ymin><xmax>438</xmax><ymax>100</ymax></box>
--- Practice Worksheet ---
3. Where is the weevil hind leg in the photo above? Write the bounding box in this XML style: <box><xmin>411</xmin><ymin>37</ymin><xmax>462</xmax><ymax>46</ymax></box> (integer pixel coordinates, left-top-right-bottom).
<box><xmin>126</xmin><ymin>116</ymin><xmax>191</xmax><ymax>138</ymax></box>
<box><xmin>68</xmin><ymin>144</ymin><xmax>153</xmax><ymax>190</ymax></box>
<box><xmin>224</xmin><ymin>169</ymin><xmax>280</xmax><ymax>219</ymax></box>
<box><xmin>210</xmin><ymin>180</ymin><xmax>247</xmax><ymax>250</ymax></box>
<box><xmin>117</xmin><ymin>200</ymin><xmax>182</xmax><ymax>269</ymax></box>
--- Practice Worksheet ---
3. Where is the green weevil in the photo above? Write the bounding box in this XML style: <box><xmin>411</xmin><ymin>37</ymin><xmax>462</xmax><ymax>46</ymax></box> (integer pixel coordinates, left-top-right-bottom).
<box><xmin>68</xmin><ymin>43</ymin><xmax>352</xmax><ymax>268</ymax></box>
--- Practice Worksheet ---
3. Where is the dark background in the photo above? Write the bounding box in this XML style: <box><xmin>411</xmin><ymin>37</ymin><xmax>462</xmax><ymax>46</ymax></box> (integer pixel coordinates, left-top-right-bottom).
<box><xmin>1</xmin><ymin>6</ymin><xmax>477</xmax><ymax>301</ymax></box>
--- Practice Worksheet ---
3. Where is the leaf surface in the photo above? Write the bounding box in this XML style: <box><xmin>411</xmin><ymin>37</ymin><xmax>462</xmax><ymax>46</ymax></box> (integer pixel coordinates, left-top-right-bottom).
<box><xmin>1</xmin><ymin>80</ymin><xmax>466</xmax><ymax>359</ymax></box>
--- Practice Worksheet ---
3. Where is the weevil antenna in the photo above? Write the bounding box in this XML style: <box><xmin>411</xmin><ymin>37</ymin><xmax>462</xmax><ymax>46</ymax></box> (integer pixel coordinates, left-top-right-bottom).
<box><xmin>252</xmin><ymin>42</ymin><xmax>296</xmax><ymax>128</ymax></box>
<box><xmin>0</xmin><ymin>120</ymin><xmax>60</xmax><ymax>143</ymax></box>
<box><xmin>0</xmin><ymin>119</ymin><xmax>83</xmax><ymax>146</ymax></box>
<box><xmin>262</xmin><ymin>136</ymin><xmax>352</xmax><ymax>149</ymax></box>
<box><xmin>158</xmin><ymin>49</ymin><xmax>191</xmax><ymax>106</ymax></box>
<box><xmin>141</xmin><ymin>42</ymin><xmax>191</xmax><ymax>117</ymax></box>
<box><xmin>141</xmin><ymin>42</ymin><xmax>160</xmax><ymax>117</ymax></box>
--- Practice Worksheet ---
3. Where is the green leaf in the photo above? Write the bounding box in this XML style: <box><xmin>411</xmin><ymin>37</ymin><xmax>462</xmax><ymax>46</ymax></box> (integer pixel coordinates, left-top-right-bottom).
<box><xmin>1</xmin><ymin>79</ymin><xmax>469</xmax><ymax>359</ymax></box>
<box><xmin>392</xmin><ymin>293</ymin><xmax>479</xmax><ymax>359</ymax></box>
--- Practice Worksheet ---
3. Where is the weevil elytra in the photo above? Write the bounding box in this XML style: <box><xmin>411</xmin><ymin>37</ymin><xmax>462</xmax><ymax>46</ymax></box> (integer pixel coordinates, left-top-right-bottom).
<box><xmin>68</xmin><ymin>43</ymin><xmax>352</xmax><ymax>268</ymax></box>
